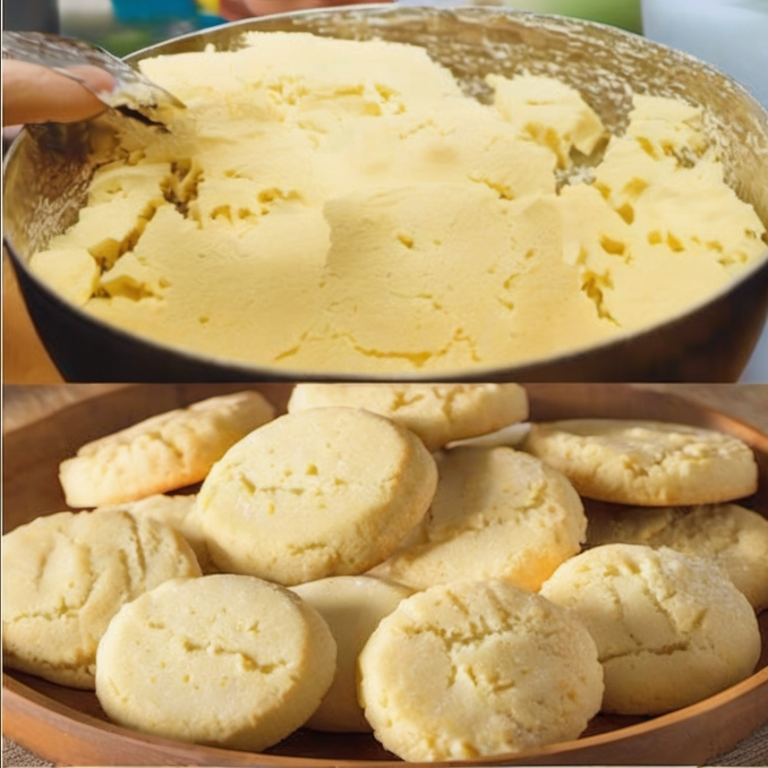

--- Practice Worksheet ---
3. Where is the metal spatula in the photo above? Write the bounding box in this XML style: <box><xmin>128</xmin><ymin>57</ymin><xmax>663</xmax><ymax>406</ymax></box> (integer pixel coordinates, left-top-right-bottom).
<box><xmin>2</xmin><ymin>30</ymin><xmax>185</xmax><ymax>124</ymax></box>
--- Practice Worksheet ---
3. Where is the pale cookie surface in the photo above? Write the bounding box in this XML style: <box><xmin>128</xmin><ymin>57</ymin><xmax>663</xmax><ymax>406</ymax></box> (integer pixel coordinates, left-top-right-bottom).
<box><xmin>95</xmin><ymin>574</ymin><xmax>336</xmax><ymax>751</ymax></box>
<box><xmin>373</xmin><ymin>446</ymin><xmax>585</xmax><ymax>592</ymax></box>
<box><xmin>358</xmin><ymin>579</ymin><xmax>603</xmax><ymax>762</ymax></box>
<box><xmin>95</xmin><ymin>493</ymin><xmax>216</xmax><ymax>573</ymax></box>
<box><xmin>196</xmin><ymin>407</ymin><xmax>438</xmax><ymax>585</ymax></box>
<box><xmin>540</xmin><ymin>543</ymin><xmax>761</xmax><ymax>715</ymax></box>
<box><xmin>2</xmin><ymin>510</ymin><xmax>201</xmax><ymax>689</ymax></box>
<box><xmin>523</xmin><ymin>419</ymin><xmax>758</xmax><ymax>505</ymax></box>
<box><xmin>288</xmin><ymin>383</ymin><xmax>529</xmax><ymax>452</ymax></box>
<box><xmin>59</xmin><ymin>390</ymin><xmax>276</xmax><ymax>508</ymax></box>
<box><xmin>585</xmin><ymin>501</ymin><xmax>768</xmax><ymax>611</ymax></box>
<box><xmin>291</xmin><ymin>575</ymin><xmax>413</xmax><ymax>733</ymax></box>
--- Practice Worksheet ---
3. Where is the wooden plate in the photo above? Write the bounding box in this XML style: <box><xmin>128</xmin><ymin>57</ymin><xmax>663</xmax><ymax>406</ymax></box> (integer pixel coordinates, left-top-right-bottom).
<box><xmin>3</xmin><ymin>383</ymin><xmax>768</xmax><ymax>766</ymax></box>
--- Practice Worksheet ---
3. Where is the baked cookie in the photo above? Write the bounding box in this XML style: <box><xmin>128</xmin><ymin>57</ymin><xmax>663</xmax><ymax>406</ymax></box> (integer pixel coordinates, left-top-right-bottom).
<box><xmin>372</xmin><ymin>446</ymin><xmax>585</xmax><ymax>592</ymax></box>
<box><xmin>95</xmin><ymin>493</ymin><xmax>216</xmax><ymax>573</ymax></box>
<box><xmin>196</xmin><ymin>406</ymin><xmax>438</xmax><ymax>585</ymax></box>
<box><xmin>95</xmin><ymin>574</ymin><xmax>336</xmax><ymax>751</ymax></box>
<box><xmin>522</xmin><ymin>419</ymin><xmax>758</xmax><ymax>505</ymax></box>
<box><xmin>585</xmin><ymin>501</ymin><xmax>768</xmax><ymax>611</ymax></box>
<box><xmin>287</xmin><ymin>383</ymin><xmax>529</xmax><ymax>452</ymax></box>
<box><xmin>358</xmin><ymin>579</ymin><xmax>603</xmax><ymax>761</ymax></box>
<box><xmin>540</xmin><ymin>543</ymin><xmax>761</xmax><ymax>715</ymax></box>
<box><xmin>59</xmin><ymin>390</ymin><xmax>276</xmax><ymax>508</ymax></box>
<box><xmin>291</xmin><ymin>575</ymin><xmax>413</xmax><ymax>733</ymax></box>
<box><xmin>2</xmin><ymin>509</ymin><xmax>201</xmax><ymax>689</ymax></box>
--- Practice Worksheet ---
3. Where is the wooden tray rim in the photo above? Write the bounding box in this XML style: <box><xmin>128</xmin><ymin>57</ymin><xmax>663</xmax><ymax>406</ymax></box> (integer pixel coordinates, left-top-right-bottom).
<box><xmin>3</xmin><ymin>664</ymin><xmax>768</xmax><ymax>767</ymax></box>
<box><xmin>3</xmin><ymin>384</ymin><xmax>768</xmax><ymax>766</ymax></box>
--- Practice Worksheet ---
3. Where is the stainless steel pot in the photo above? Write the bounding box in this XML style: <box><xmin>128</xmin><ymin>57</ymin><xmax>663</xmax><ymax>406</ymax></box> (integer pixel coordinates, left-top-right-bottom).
<box><xmin>4</xmin><ymin>4</ymin><xmax>768</xmax><ymax>382</ymax></box>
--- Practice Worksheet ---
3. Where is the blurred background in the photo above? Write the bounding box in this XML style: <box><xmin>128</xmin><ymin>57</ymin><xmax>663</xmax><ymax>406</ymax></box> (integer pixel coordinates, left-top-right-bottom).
<box><xmin>4</xmin><ymin>0</ymin><xmax>225</xmax><ymax>55</ymax></box>
<box><xmin>6</xmin><ymin>0</ymin><xmax>644</xmax><ymax>56</ymax></box>
<box><xmin>11</xmin><ymin>0</ymin><xmax>766</xmax><ymax>98</ymax></box>
<box><xmin>3</xmin><ymin>0</ymin><xmax>768</xmax><ymax>381</ymax></box>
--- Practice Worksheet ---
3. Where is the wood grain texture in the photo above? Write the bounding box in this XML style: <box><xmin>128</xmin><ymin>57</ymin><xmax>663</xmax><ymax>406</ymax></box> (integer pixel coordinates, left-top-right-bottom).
<box><xmin>3</xmin><ymin>254</ymin><xmax>62</xmax><ymax>385</ymax></box>
<box><xmin>2</xmin><ymin>383</ymin><xmax>767</xmax><ymax>766</ymax></box>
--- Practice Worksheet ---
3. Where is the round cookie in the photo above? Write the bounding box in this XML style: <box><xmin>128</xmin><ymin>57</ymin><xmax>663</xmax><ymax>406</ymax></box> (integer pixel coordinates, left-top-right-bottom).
<box><xmin>2</xmin><ymin>509</ymin><xmax>201</xmax><ymax>689</ymax></box>
<box><xmin>95</xmin><ymin>493</ymin><xmax>217</xmax><ymax>573</ymax></box>
<box><xmin>291</xmin><ymin>575</ymin><xmax>414</xmax><ymax>733</ymax></box>
<box><xmin>585</xmin><ymin>501</ymin><xmax>768</xmax><ymax>611</ymax></box>
<box><xmin>59</xmin><ymin>390</ymin><xmax>276</xmax><ymax>508</ymax></box>
<box><xmin>196</xmin><ymin>406</ymin><xmax>438</xmax><ymax>585</ymax></box>
<box><xmin>540</xmin><ymin>543</ymin><xmax>761</xmax><ymax>715</ymax></box>
<box><xmin>287</xmin><ymin>383</ymin><xmax>529</xmax><ymax>452</ymax></box>
<box><xmin>95</xmin><ymin>574</ymin><xmax>336</xmax><ymax>751</ymax></box>
<box><xmin>358</xmin><ymin>579</ymin><xmax>604</xmax><ymax>762</ymax></box>
<box><xmin>373</xmin><ymin>446</ymin><xmax>586</xmax><ymax>592</ymax></box>
<box><xmin>522</xmin><ymin>419</ymin><xmax>758</xmax><ymax>505</ymax></box>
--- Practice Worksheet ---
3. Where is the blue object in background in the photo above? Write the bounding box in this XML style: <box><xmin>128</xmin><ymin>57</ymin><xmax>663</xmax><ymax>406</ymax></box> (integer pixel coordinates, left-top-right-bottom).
<box><xmin>65</xmin><ymin>0</ymin><xmax>226</xmax><ymax>54</ymax></box>
<box><xmin>111</xmin><ymin>0</ymin><xmax>197</xmax><ymax>20</ymax></box>
<box><xmin>111</xmin><ymin>0</ymin><xmax>223</xmax><ymax>24</ymax></box>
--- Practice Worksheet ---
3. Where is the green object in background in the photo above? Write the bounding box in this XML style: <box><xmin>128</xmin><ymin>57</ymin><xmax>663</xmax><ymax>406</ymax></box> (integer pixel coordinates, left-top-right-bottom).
<box><xmin>97</xmin><ymin>29</ymin><xmax>158</xmax><ymax>57</ymax></box>
<box><xmin>65</xmin><ymin>0</ymin><xmax>641</xmax><ymax>57</ymax></box>
<box><xmin>59</xmin><ymin>0</ymin><xmax>225</xmax><ymax>56</ymax></box>
<box><xmin>492</xmin><ymin>0</ymin><xmax>642</xmax><ymax>32</ymax></box>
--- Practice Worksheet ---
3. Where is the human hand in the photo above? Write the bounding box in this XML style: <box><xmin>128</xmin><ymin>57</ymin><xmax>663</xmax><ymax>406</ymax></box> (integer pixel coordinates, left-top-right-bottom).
<box><xmin>220</xmin><ymin>0</ymin><xmax>391</xmax><ymax>21</ymax></box>
<box><xmin>2</xmin><ymin>60</ymin><xmax>115</xmax><ymax>125</ymax></box>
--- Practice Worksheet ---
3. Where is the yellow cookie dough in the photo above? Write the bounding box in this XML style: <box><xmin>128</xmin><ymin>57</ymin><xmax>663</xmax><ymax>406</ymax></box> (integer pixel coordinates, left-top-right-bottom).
<box><xmin>358</xmin><ymin>579</ymin><xmax>604</xmax><ymax>761</ymax></box>
<box><xmin>540</xmin><ymin>544</ymin><xmax>761</xmax><ymax>715</ymax></box>
<box><xmin>95</xmin><ymin>574</ymin><xmax>336</xmax><ymax>751</ymax></box>
<box><xmin>1</xmin><ymin>509</ymin><xmax>201</xmax><ymax>689</ymax></box>
<box><xmin>195</xmin><ymin>406</ymin><xmax>438</xmax><ymax>585</ymax></box>
<box><xmin>28</xmin><ymin>32</ymin><xmax>767</xmax><ymax>375</ymax></box>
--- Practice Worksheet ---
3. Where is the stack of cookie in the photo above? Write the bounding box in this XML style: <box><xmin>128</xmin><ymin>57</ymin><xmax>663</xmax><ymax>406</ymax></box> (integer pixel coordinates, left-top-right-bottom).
<box><xmin>2</xmin><ymin>384</ymin><xmax>765</xmax><ymax>762</ymax></box>
<box><xmin>521</xmin><ymin>419</ymin><xmax>766</xmax><ymax>717</ymax></box>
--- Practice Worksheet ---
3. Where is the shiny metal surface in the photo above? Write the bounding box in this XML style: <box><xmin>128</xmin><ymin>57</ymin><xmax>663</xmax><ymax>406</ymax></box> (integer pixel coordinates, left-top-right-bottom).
<box><xmin>2</xmin><ymin>30</ymin><xmax>186</xmax><ymax>117</ymax></box>
<box><xmin>4</xmin><ymin>4</ymin><xmax>768</xmax><ymax>381</ymax></box>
